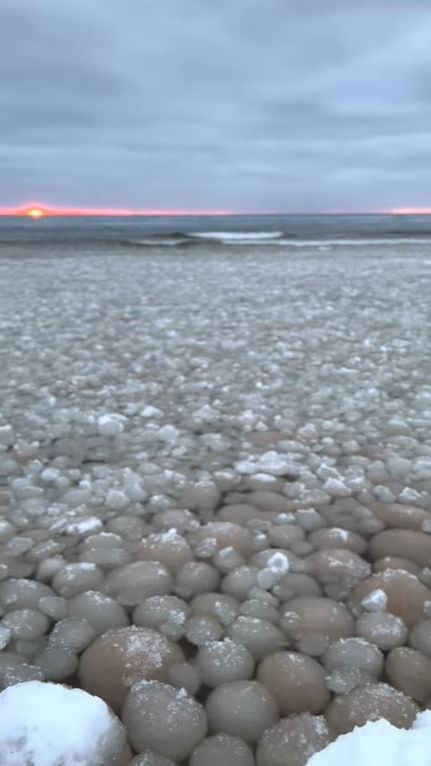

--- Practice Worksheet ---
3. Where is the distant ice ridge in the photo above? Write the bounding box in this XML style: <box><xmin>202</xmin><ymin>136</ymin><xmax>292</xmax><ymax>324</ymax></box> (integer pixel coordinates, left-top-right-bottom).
<box><xmin>306</xmin><ymin>712</ymin><xmax>431</xmax><ymax>766</ymax></box>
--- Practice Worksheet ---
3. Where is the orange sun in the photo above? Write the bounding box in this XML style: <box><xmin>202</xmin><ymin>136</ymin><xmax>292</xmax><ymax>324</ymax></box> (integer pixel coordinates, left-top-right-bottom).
<box><xmin>26</xmin><ymin>207</ymin><xmax>46</xmax><ymax>219</ymax></box>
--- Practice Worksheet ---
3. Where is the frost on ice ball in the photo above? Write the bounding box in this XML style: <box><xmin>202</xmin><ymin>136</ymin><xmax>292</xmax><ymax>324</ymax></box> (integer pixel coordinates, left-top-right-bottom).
<box><xmin>122</xmin><ymin>680</ymin><xmax>207</xmax><ymax>760</ymax></box>
<box><xmin>190</xmin><ymin>733</ymin><xmax>255</xmax><ymax>766</ymax></box>
<box><xmin>325</xmin><ymin>682</ymin><xmax>419</xmax><ymax>735</ymax></box>
<box><xmin>257</xmin><ymin>651</ymin><xmax>330</xmax><ymax>715</ymax></box>
<box><xmin>78</xmin><ymin>626</ymin><xmax>183</xmax><ymax>712</ymax></box>
<box><xmin>257</xmin><ymin>714</ymin><xmax>330</xmax><ymax>766</ymax></box>
<box><xmin>205</xmin><ymin>680</ymin><xmax>278</xmax><ymax>743</ymax></box>
<box><xmin>0</xmin><ymin>680</ymin><xmax>130</xmax><ymax>766</ymax></box>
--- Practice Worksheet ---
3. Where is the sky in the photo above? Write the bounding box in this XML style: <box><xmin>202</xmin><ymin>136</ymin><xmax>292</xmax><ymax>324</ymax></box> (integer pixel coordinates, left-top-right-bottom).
<box><xmin>1</xmin><ymin>0</ymin><xmax>431</xmax><ymax>213</ymax></box>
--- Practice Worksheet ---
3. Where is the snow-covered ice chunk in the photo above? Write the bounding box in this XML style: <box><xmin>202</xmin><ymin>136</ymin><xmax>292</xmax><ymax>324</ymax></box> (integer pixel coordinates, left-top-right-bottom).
<box><xmin>97</xmin><ymin>414</ymin><xmax>126</xmax><ymax>437</ymax></box>
<box><xmin>361</xmin><ymin>589</ymin><xmax>388</xmax><ymax>612</ymax></box>
<box><xmin>0</xmin><ymin>680</ymin><xmax>129</xmax><ymax>766</ymax></box>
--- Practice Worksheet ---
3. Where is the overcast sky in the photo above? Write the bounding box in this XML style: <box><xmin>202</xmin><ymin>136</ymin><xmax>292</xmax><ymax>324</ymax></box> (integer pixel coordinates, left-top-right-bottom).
<box><xmin>1</xmin><ymin>0</ymin><xmax>430</xmax><ymax>212</ymax></box>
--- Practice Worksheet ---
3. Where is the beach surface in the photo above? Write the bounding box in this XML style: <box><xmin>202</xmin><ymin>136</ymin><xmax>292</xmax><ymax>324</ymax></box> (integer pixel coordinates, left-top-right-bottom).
<box><xmin>1</xmin><ymin>233</ymin><xmax>431</xmax><ymax>764</ymax></box>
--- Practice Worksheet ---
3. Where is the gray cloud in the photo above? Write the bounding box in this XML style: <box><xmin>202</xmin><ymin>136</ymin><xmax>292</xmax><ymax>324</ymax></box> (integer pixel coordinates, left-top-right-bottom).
<box><xmin>1</xmin><ymin>0</ymin><xmax>431</xmax><ymax>210</ymax></box>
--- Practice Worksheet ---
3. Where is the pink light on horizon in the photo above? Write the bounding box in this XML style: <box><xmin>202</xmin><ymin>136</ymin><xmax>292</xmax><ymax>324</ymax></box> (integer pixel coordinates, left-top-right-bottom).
<box><xmin>389</xmin><ymin>207</ymin><xmax>431</xmax><ymax>215</ymax></box>
<box><xmin>0</xmin><ymin>204</ymin><xmax>236</xmax><ymax>218</ymax></box>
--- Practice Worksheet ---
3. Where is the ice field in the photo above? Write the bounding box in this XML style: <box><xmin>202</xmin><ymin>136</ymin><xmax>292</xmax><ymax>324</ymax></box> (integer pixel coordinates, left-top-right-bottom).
<box><xmin>1</xmin><ymin>238</ymin><xmax>431</xmax><ymax>764</ymax></box>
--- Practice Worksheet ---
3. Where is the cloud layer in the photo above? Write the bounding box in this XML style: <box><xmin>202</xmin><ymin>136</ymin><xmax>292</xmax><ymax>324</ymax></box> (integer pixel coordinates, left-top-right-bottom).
<box><xmin>1</xmin><ymin>0</ymin><xmax>430</xmax><ymax>211</ymax></box>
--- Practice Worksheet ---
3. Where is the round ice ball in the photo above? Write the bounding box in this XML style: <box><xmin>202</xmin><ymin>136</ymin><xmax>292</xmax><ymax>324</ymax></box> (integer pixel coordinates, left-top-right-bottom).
<box><xmin>323</xmin><ymin>637</ymin><xmax>384</xmax><ymax>679</ymax></box>
<box><xmin>326</xmin><ymin>682</ymin><xmax>419</xmax><ymax>735</ymax></box>
<box><xmin>52</xmin><ymin>563</ymin><xmax>104</xmax><ymax>598</ymax></box>
<box><xmin>386</xmin><ymin>647</ymin><xmax>431</xmax><ymax>703</ymax></box>
<box><xmin>256</xmin><ymin>714</ymin><xmax>330</xmax><ymax>766</ymax></box>
<box><xmin>356</xmin><ymin>611</ymin><xmax>408</xmax><ymax>651</ymax></box>
<box><xmin>122</xmin><ymin>680</ymin><xmax>207</xmax><ymax>760</ymax></box>
<box><xmin>280</xmin><ymin>596</ymin><xmax>354</xmax><ymax>656</ymax></box>
<box><xmin>205</xmin><ymin>680</ymin><xmax>278</xmax><ymax>743</ymax></box>
<box><xmin>129</xmin><ymin>752</ymin><xmax>175</xmax><ymax>766</ymax></box>
<box><xmin>0</xmin><ymin>680</ymin><xmax>130</xmax><ymax>766</ymax></box>
<box><xmin>78</xmin><ymin>626</ymin><xmax>183</xmax><ymax>712</ymax></box>
<box><xmin>257</xmin><ymin>651</ymin><xmax>330</xmax><ymax>715</ymax></box>
<box><xmin>104</xmin><ymin>562</ymin><xmax>173</xmax><ymax>607</ymax></box>
<box><xmin>225</xmin><ymin>616</ymin><xmax>286</xmax><ymax>660</ymax></box>
<box><xmin>0</xmin><ymin>579</ymin><xmax>54</xmax><ymax>612</ymax></box>
<box><xmin>350</xmin><ymin>570</ymin><xmax>431</xmax><ymax>627</ymax></box>
<box><xmin>190</xmin><ymin>733</ymin><xmax>255</xmax><ymax>766</ymax></box>
<box><xmin>194</xmin><ymin>639</ymin><xmax>255</xmax><ymax>687</ymax></box>
<box><xmin>68</xmin><ymin>591</ymin><xmax>129</xmax><ymax>635</ymax></box>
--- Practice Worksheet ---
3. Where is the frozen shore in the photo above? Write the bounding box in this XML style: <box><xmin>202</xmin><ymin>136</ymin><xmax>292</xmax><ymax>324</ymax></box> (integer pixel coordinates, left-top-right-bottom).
<box><xmin>0</xmin><ymin>240</ymin><xmax>431</xmax><ymax>764</ymax></box>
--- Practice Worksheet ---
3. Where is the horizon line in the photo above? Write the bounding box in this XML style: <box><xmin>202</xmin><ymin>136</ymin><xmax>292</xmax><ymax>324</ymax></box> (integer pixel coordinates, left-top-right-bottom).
<box><xmin>1</xmin><ymin>204</ymin><xmax>431</xmax><ymax>218</ymax></box>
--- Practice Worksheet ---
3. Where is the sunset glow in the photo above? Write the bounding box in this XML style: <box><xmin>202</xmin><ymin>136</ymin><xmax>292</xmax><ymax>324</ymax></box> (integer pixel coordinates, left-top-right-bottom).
<box><xmin>390</xmin><ymin>207</ymin><xmax>431</xmax><ymax>215</ymax></box>
<box><xmin>0</xmin><ymin>205</ymin><xmax>234</xmax><ymax>218</ymax></box>
<box><xmin>26</xmin><ymin>207</ymin><xmax>46</xmax><ymax>219</ymax></box>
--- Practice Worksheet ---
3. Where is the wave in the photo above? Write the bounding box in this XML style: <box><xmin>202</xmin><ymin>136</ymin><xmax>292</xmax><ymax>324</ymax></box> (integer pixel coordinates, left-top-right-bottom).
<box><xmin>125</xmin><ymin>232</ymin><xmax>431</xmax><ymax>249</ymax></box>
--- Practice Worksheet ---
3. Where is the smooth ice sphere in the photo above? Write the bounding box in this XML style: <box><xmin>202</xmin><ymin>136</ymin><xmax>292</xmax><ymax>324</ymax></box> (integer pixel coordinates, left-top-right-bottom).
<box><xmin>105</xmin><ymin>489</ymin><xmax>130</xmax><ymax>510</ymax></box>
<box><xmin>356</xmin><ymin>611</ymin><xmax>408</xmax><ymax>650</ymax></box>
<box><xmin>167</xmin><ymin>661</ymin><xmax>201</xmax><ymax>696</ymax></box>
<box><xmin>226</xmin><ymin>616</ymin><xmax>286</xmax><ymax>660</ymax></box>
<box><xmin>137</xmin><ymin>530</ymin><xmax>194</xmax><ymax>574</ymax></box>
<box><xmin>35</xmin><ymin>646</ymin><xmax>79</xmax><ymax>682</ymax></box>
<box><xmin>189</xmin><ymin>522</ymin><xmax>253</xmax><ymax>556</ymax></box>
<box><xmin>258</xmin><ymin>651</ymin><xmax>330</xmax><ymax>715</ymax></box>
<box><xmin>409</xmin><ymin>620</ymin><xmax>431</xmax><ymax>658</ymax></box>
<box><xmin>257</xmin><ymin>714</ymin><xmax>330</xmax><ymax>766</ymax></box>
<box><xmin>369</xmin><ymin>529</ymin><xmax>431</xmax><ymax>568</ymax></box>
<box><xmin>280</xmin><ymin>596</ymin><xmax>355</xmax><ymax>655</ymax></box>
<box><xmin>79</xmin><ymin>626</ymin><xmax>183</xmax><ymax>712</ymax></box>
<box><xmin>190</xmin><ymin>733</ymin><xmax>255</xmax><ymax>766</ymax></box>
<box><xmin>52</xmin><ymin>563</ymin><xmax>104</xmax><ymax>598</ymax></box>
<box><xmin>105</xmin><ymin>561</ymin><xmax>173</xmax><ymax>606</ymax></box>
<box><xmin>68</xmin><ymin>591</ymin><xmax>129</xmax><ymax>635</ymax></box>
<box><xmin>175</xmin><ymin>562</ymin><xmax>220</xmax><ymax>599</ymax></box>
<box><xmin>157</xmin><ymin>425</ymin><xmax>179</xmax><ymax>443</ymax></box>
<box><xmin>184</xmin><ymin>615</ymin><xmax>223</xmax><ymax>645</ymax></box>
<box><xmin>306</xmin><ymin>713</ymin><xmax>431</xmax><ymax>766</ymax></box>
<box><xmin>350</xmin><ymin>570</ymin><xmax>431</xmax><ymax>626</ymax></box>
<box><xmin>48</xmin><ymin>619</ymin><xmax>95</xmax><ymax>652</ymax></box>
<box><xmin>0</xmin><ymin>680</ymin><xmax>130</xmax><ymax>766</ymax></box>
<box><xmin>2</xmin><ymin>609</ymin><xmax>49</xmax><ymax>640</ymax></box>
<box><xmin>195</xmin><ymin>639</ymin><xmax>255</xmax><ymax>687</ymax></box>
<box><xmin>221</xmin><ymin>566</ymin><xmax>259</xmax><ymax>600</ymax></box>
<box><xmin>97</xmin><ymin>414</ymin><xmax>126</xmax><ymax>436</ymax></box>
<box><xmin>141</xmin><ymin>405</ymin><xmax>164</xmax><ymax>418</ymax></box>
<box><xmin>307</xmin><ymin>549</ymin><xmax>371</xmax><ymax>594</ymax></box>
<box><xmin>133</xmin><ymin>595</ymin><xmax>189</xmax><ymax>640</ymax></box>
<box><xmin>385</xmin><ymin>647</ymin><xmax>431</xmax><ymax>703</ymax></box>
<box><xmin>0</xmin><ymin>578</ymin><xmax>54</xmax><ymax>611</ymax></box>
<box><xmin>40</xmin><ymin>467</ymin><xmax>61</xmax><ymax>483</ymax></box>
<box><xmin>122</xmin><ymin>680</ymin><xmax>207</xmax><ymax>760</ymax></box>
<box><xmin>206</xmin><ymin>680</ymin><xmax>278</xmax><ymax>743</ymax></box>
<box><xmin>130</xmin><ymin>752</ymin><xmax>174</xmax><ymax>766</ymax></box>
<box><xmin>323</xmin><ymin>637</ymin><xmax>384</xmax><ymax>679</ymax></box>
<box><xmin>190</xmin><ymin>592</ymin><xmax>239</xmax><ymax>626</ymax></box>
